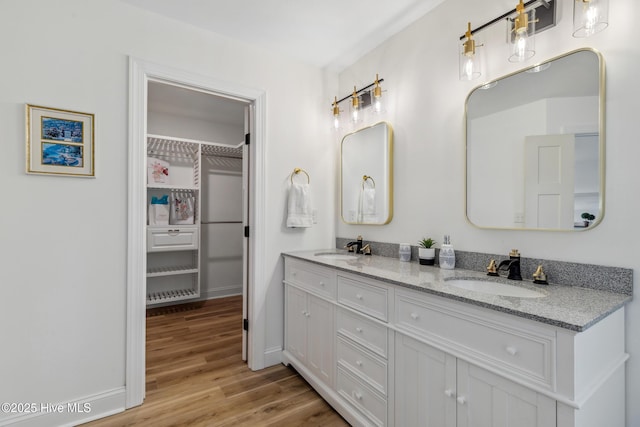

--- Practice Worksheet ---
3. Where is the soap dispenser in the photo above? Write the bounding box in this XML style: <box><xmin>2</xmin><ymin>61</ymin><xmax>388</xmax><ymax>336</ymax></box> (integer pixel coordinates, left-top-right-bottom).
<box><xmin>439</xmin><ymin>235</ymin><xmax>455</xmax><ymax>270</ymax></box>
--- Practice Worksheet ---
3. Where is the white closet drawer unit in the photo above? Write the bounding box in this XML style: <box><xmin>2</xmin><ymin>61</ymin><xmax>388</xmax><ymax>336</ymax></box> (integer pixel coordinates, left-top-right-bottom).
<box><xmin>395</xmin><ymin>290</ymin><xmax>555</xmax><ymax>390</ymax></box>
<box><xmin>337</xmin><ymin>275</ymin><xmax>388</xmax><ymax>322</ymax></box>
<box><xmin>285</xmin><ymin>259</ymin><xmax>336</xmax><ymax>299</ymax></box>
<box><xmin>337</xmin><ymin>308</ymin><xmax>388</xmax><ymax>358</ymax></box>
<box><xmin>147</xmin><ymin>226</ymin><xmax>199</xmax><ymax>252</ymax></box>
<box><xmin>337</xmin><ymin>367</ymin><xmax>387</xmax><ymax>427</ymax></box>
<box><xmin>337</xmin><ymin>336</ymin><xmax>387</xmax><ymax>395</ymax></box>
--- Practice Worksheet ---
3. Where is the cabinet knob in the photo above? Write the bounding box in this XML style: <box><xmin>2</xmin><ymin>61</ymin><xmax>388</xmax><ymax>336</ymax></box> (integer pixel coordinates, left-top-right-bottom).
<box><xmin>457</xmin><ymin>396</ymin><xmax>467</xmax><ymax>405</ymax></box>
<box><xmin>506</xmin><ymin>346</ymin><xmax>518</xmax><ymax>356</ymax></box>
<box><xmin>410</xmin><ymin>312</ymin><xmax>420</xmax><ymax>320</ymax></box>
<box><xmin>444</xmin><ymin>389</ymin><xmax>455</xmax><ymax>398</ymax></box>
<box><xmin>356</xmin><ymin>293</ymin><xmax>363</xmax><ymax>300</ymax></box>
<box><xmin>355</xmin><ymin>327</ymin><xmax>363</xmax><ymax>333</ymax></box>
<box><xmin>356</xmin><ymin>360</ymin><xmax>363</xmax><ymax>367</ymax></box>
<box><xmin>352</xmin><ymin>390</ymin><xmax>363</xmax><ymax>400</ymax></box>
<box><xmin>319</xmin><ymin>281</ymin><xmax>325</xmax><ymax>286</ymax></box>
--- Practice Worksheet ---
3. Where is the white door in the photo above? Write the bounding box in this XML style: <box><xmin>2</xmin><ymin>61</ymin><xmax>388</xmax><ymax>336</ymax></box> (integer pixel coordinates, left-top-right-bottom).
<box><xmin>524</xmin><ymin>134</ymin><xmax>575</xmax><ymax>229</ymax></box>
<box><xmin>395</xmin><ymin>334</ymin><xmax>457</xmax><ymax>427</ymax></box>
<box><xmin>284</xmin><ymin>285</ymin><xmax>307</xmax><ymax>364</ymax></box>
<box><xmin>241</xmin><ymin>105</ymin><xmax>252</xmax><ymax>361</ymax></box>
<box><xmin>307</xmin><ymin>295</ymin><xmax>335</xmax><ymax>387</ymax></box>
<box><xmin>456</xmin><ymin>360</ymin><xmax>556</xmax><ymax>427</ymax></box>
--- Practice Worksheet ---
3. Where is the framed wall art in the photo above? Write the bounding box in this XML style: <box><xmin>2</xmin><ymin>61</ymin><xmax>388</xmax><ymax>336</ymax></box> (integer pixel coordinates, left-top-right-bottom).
<box><xmin>26</xmin><ymin>104</ymin><xmax>95</xmax><ymax>177</ymax></box>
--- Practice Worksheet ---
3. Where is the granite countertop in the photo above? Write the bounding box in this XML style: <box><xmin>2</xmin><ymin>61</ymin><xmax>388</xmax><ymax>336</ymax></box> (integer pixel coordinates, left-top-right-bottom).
<box><xmin>283</xmin><ymin>250</ymin><xmax>632</xmax><ymax>332</ymax></box>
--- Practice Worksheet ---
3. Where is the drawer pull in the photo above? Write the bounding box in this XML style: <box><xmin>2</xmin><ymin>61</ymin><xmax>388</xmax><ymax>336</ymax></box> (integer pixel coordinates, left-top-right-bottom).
<box><xmin>356</xmin><ymin>360</ymin><xmax>363</xmax><ymax>367</ymax></box>
<box><xmin>506</xmin><ymin>346</ymin><xmax>518</xmax><ymax>356</ymax></box>
<box><xmin>444</xmin><ymin>389</ymin><xmax>455</xmax><ymax>398</ymax></box>
<box><xmin>410</xmin><ymin>312</ymin><xmax>420</xmax><ymax>320</ymax></box>
<box><xmin>457</xmin><ymin>396</ymin><xmax>467</xmax><ymax>405</ymax></box>
<box><xmin>168</xmin><ymin>229</ymin><xmax>179</xmax><ymax>236</ymax></box>
<box><xmin>355</xmin><ymin>327</ymin><xmax>363</xmax><ymax>333</ymax></box>
<box><xmin>356</xmin><ymin>293</ymin><xmax>363</xmax><ymax>300</ymax></box>
<box><xmin>352</xmin><ymin>390</ymin><xmax>363</xmax><ymax>400</ymax></box>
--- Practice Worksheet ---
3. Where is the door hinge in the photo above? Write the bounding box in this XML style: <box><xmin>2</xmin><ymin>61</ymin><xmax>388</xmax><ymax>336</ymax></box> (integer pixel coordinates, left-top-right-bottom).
<box><xmin>244</xmin><ymin>226</ymin><xmax>250</xmax><ymax>238</ymax></box>
<box><xmin>245</xmin><ymin>132</ymin><xmax>250</xmax><ymax>145</ymax></box>
<box><xmin>243</xmin><ymin>318</ymin><xmax>249</xmax><ymax>331</ymax></box>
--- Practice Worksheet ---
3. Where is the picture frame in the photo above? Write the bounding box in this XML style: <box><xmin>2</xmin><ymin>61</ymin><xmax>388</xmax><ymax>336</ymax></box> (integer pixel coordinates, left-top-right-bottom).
<box><xmin>26</xmin><ymin>104</ymin><xmax>95</xmax><ymax>177</ymax></box>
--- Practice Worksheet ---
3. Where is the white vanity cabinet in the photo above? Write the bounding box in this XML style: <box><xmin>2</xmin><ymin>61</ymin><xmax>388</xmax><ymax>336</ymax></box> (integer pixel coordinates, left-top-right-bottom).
<box><xmin>284</xmin><ymin>259</ymin><xmax>336</xmax><ymax>388</ymax></box>
<box><xmin>281</xmin><ymin>256</ymin><xmax>627</xmax><ymax>427</ymax></box>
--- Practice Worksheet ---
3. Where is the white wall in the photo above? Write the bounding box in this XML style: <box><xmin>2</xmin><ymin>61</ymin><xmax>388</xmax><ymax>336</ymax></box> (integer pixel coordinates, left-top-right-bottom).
<box><xmin>336</xmin><ymin>0</ymin><xmax>640</xmax><ymax>424</ymax></box>
<box><xmin>0</xmin><ymin>0</ymin><xmax>336</xmax><ymax>424</ymax></box>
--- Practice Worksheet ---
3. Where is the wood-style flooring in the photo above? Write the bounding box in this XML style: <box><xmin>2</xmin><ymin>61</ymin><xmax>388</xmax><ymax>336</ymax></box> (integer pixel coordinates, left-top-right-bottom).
<box><xmin>83</xmin><ymin>296</ymin><xmax>348</xmax><ymax>427</ymax></box>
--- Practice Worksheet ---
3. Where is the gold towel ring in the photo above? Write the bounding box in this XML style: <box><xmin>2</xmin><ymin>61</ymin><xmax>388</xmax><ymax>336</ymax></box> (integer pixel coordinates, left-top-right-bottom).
<box><xmin>291</xmin><ymin>167</ymin><xmax>310</xmax><ymax>184</ymax></box>
<box><xmin>362</xmin><ymin>175</ymin><xmax>376</xmax><ymax>189</ymax></box>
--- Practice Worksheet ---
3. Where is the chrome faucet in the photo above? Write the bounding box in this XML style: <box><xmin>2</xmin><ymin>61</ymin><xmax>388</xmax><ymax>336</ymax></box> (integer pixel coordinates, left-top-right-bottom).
<box><xmin>492</xmin><ymin>249</ymin><xmax>523</xmax><ymax>281</ymax></box>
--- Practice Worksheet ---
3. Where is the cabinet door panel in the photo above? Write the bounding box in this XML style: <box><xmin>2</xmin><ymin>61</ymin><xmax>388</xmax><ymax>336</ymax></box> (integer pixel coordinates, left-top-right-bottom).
<box><xmin>457</xmin><ymin>360</ymin><xmax>556</xmax><ymax>427</ymax></box>
<box><xmin>285</xmin><ymin>285</ymin><xmax>308</xmax><ymax>363</ymax></box>
<box><xmin>307</xmin><ymin>295</ymin><xmax>335</xmax><ymax>387</ymax></box>
<box><xmin>395</xmin><ymin>334</ymin><xmax>456</xmax><ymax>427</ymax></box>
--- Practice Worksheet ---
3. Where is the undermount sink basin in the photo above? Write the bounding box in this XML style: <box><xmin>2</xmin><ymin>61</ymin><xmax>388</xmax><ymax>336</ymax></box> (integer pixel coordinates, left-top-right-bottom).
<box><xmin>445</xmin><ymin>279</ymin><xmax>546</xmax><ymax>298</ymax></box>
<box><xmin>314</xmin><ymin>252</ymin><xmax>358</xmax><ymax>260</ymax></box>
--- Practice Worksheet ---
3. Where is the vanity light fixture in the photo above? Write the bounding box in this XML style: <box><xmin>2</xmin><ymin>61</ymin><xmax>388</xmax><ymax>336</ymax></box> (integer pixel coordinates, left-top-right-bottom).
<box><xmin>351</xmin><ymin>86</ymin><xmax>361</xmax><ymax>123</ymax></box>
<box><xmin>458</xmin><ymin>0</ymin><xmax>556</xmax><ymax>75</ymax></box>
<box><xmin>332</xmin><ymin>96</ymin><xmax>342</xmax><ymax>130</ymax></box>
<box><xmin>330</xmin><ymin>75</ymin><xmax>385</xmax><ymax>128</ymax></box>
<box><xmin>573</xmin><ymin>0</ymin><xmax>608</xmax><ymax>37</ymax></box>
<box><xmin>372</xmin><ymin>74</ymin><xmax>384</xmax><ymax>113</ymax></box>
<box><xmin>508</xmin><ymin>0</ymin><xmax>536</xmax><ymax>62</ymax></box>
<box><xmin>459</xmin><ymin>22</ymin><xmax>483</xmax><ymax>81</ymax></box>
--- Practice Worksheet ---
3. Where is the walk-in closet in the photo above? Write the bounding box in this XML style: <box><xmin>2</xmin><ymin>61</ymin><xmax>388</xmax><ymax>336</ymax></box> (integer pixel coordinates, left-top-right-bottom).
<box><xmin>145</xmin><ymin>79</ymin><xmax>249</xmax><ymax>340</ymax></box>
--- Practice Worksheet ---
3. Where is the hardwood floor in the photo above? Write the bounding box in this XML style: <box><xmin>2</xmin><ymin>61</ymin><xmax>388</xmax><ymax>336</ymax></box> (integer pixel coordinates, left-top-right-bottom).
<box><xmin>83</xmin><ymin>296</ymin><xmax>348</xmax><ymax>427</ymax></box>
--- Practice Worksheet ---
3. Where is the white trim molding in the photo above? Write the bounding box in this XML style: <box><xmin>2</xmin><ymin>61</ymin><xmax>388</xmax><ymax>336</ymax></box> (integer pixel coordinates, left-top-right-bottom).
<box><xmin>127</xmin><ymin>57</ymin><xmax>266</xmax><ymax>408</ymax></box>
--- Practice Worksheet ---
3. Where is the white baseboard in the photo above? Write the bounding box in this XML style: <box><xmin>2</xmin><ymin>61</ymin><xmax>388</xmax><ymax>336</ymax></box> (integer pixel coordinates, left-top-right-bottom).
<box><xmin>263</xmin><ymin>346</ymin><xmax>282</xmax><ymax>367</ymax></box>
<box><xmin>0</xmin><ymin>387</ymin><xmax>126</xmax><ymax>427</ymax></box>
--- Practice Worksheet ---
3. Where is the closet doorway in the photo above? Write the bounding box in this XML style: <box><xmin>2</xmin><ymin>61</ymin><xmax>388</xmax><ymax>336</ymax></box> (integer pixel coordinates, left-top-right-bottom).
<box><xmin>127</xmin><ymin>58</ymin><xmax>266</xmax><ymax>408</ymax></box>
<box><xmin>146</xmin><ymin>78</ymin><xmax>250</xmax><ymax>354</ymax></box>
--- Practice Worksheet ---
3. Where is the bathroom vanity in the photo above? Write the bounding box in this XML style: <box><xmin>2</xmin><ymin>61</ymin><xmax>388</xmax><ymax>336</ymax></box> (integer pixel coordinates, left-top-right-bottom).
<box><xmin>282</xmin><ymin>251</ymin><xmax>630</xmax><ymax>427</ymax></box>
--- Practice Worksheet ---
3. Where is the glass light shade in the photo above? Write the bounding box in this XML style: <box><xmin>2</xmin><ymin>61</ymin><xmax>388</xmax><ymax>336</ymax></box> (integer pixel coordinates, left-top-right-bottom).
<box><xmin>459</xmin><ymin>42</ymin><xmax>481</xmax><ymax>80</ymax></box>
<box><xmin>573</xmin><ymin>0</ymin><xmax>609</xmax><ymax>37</ymax></box>
<box><xmin>507</xmin><ymin>6</ymin><xmax>536</xmax><ymax>63</ymax></box>
<box><xmin>350</xmin><ymin>89</ymin><xmax>362</xmax><ymax>123</ymax></box>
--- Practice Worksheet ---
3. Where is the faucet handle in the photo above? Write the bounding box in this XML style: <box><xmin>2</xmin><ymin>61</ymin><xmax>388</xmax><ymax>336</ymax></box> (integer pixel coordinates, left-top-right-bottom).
<box><xmin>486</xmin><ymin>259</ymin><xmax>499</xmax><ymax>276</ymax></box>
<box><xmin>533</xmin><ymin>265</ymin><xmax>548</xmax><ymax>285</ymax></box>
<box><xmin>361</xmin><ymin>244</ymin><xmax>372</xmax><ymax>255</ymax></box>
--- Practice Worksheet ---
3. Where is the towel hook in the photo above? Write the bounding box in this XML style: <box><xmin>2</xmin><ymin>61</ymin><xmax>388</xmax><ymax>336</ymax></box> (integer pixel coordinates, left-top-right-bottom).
<box><xmin>362</xmin><ymin>175</ymin><xmax>376</xmax><ymax>189</ymax></box>
<box><xmin>291</xmin><ymin>167</ymin><xmax>310</xmax><ymax>184</ymax></box>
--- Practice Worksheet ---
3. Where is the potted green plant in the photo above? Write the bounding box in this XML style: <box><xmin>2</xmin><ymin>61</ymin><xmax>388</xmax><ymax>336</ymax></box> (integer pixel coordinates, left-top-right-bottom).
<box><xmin>581</xmin><ymin>212</ymin><xmax>595</xmax><ymax>227</ymax></box>
<box><xmin>418</xmin><ymin>238</ymin><xmax>436</xmax><ymax>265</ymax></box>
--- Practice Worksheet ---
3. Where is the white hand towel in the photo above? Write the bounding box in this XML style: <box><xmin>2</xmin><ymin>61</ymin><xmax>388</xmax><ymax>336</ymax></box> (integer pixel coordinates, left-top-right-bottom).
<box><xmin>358</xmin><ymin>187</ymin><xmax>377</xmax><ymax>223</ymax></box>
<box><xmin>286</xmin><ymin>182</ymin><xmax>313</xmax><ymax>228</ymax></box>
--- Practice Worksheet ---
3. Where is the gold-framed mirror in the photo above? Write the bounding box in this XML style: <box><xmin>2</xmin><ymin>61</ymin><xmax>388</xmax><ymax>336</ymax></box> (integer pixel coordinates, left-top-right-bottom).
<box><xmin>341</xmin><ymin>121</ymin><xmax>393</xmax><ymax>225</ymax></box>
<box><xmin>465</xmin><ymin>48</ymin><xmax>605</xmax><ymax>230</ymax></box>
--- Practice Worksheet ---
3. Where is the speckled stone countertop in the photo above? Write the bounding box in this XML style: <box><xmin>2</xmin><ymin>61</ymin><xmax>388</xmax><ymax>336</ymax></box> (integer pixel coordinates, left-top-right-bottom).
<box><xmin>283</xmin><ymin>250</ymin><xmax>632</xmax><ymax>332</ymax></box>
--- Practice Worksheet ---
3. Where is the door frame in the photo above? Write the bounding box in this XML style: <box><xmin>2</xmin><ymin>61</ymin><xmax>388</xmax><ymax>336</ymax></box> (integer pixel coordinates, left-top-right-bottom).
<box><xmin>126</xmin><ymin>57</ymin><xmax>267</xmax><ymax>408</ymax></box>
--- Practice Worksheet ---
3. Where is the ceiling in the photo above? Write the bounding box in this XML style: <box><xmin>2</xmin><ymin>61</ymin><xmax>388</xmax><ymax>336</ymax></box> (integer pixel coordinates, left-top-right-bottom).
<box><xmin>121</xmin><ymin>0</ymin><xmax>444</xmax><ymax>71</ymax></box>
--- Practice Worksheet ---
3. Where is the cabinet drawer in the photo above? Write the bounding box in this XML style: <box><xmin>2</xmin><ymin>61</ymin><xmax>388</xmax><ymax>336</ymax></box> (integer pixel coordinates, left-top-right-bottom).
<box><xmin>337</xmin><ymin>367</ymin><xmax>387</xmax><ymax>427</ymax></box>
<box><xmin>337</xmin><ymin>336</ymin><xmax>387</xmax><ymax>395</ymax></box>
<box><xmin>395</xmin><ymin>291</ymin><xmax>555</xmax><ymax>390</ymax></box>
<box><xmin>338</xmin><ymin>275</ymin><xmax>388</xmax><ymax>321</ymax></box>
<box><xmin>285</xmin><ymin>259</ymin><xmax>336</xmax><ymax>299</ymax></box>
<box><xmin>337</xmin><ymin>308</ymin><xmax>388</xmax><ymax>358</ymax></box>
<box><xmin>147</xmin><ymin>226</ymin><xmax>199</xmax><ymax>252</ymax></box>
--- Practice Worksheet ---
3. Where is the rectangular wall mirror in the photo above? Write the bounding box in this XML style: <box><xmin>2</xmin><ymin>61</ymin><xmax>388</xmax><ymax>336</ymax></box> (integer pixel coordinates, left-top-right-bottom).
<box><xmin>341</xmin><ymin>121</ymin><xmax>393</xmax><ymax>224</ymax></box>
<box><xmin>466</xmin><ymin>48</ymin><xmax>605</xmax><ymax>230</ymax></box>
